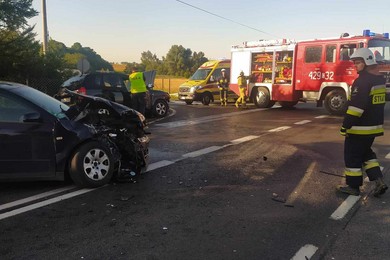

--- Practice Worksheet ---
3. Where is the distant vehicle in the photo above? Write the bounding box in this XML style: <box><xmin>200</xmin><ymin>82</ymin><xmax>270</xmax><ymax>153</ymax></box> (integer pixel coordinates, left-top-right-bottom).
<box><xmin>56</xmin><ymin>71</ymin><xmax>170</xmax><ymax>117</ymax></box>
<box><xmin>0</xmin><ymin>81</ymin><xmax>149</xmax><ymax>187</ymax></box>
<box><xmin>178</xmin><ymin>60</ymin><xmax>238</xmax><ymax>105</ymax></box>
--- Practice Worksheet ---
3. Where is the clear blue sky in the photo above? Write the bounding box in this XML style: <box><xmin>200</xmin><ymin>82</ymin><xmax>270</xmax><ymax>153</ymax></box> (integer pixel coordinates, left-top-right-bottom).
<box><xmin>29</xmin><ymin>0</ymin><xmax>389</xmax><ymax>63</ymax></box>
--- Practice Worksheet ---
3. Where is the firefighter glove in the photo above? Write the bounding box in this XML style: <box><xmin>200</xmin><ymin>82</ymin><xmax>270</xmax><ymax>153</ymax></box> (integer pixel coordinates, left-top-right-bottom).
<box><xmin>340</xmin><ymin>127</ymin><xmax>347</xmax><ymax>136</ymax></box>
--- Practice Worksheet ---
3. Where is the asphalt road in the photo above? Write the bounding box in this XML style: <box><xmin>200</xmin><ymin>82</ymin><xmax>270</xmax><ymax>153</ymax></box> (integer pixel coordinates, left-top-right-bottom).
<box><xmin>1</xmin><ymin>101</ymin><xmax>390</xmax><ymax>260</ymax></box>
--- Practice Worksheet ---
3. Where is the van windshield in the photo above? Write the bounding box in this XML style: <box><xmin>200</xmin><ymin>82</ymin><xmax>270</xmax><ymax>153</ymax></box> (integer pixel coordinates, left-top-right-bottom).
<box><xmin>190</xmin><ymin>69</ymin><xmax>212</xmax><ymax>80</ymax></box>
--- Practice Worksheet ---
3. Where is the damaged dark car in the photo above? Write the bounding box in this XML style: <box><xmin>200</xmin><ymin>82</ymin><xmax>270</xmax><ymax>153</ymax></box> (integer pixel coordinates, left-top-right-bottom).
<box><xmin>0</xmin><ymin>81</ymin><xmax>149</xmax><ymax>187</ymax></box>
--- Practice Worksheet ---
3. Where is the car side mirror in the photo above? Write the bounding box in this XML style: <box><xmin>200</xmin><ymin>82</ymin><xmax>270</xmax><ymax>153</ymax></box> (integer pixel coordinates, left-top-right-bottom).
<box><xmin>20</xmin><ymin>112</ymin><xmax>42</xmax><ymax>123</ymax></box>
<box><xmin>147</xmin><ymin>83</ymin><xmax>153</xmax><ymax>89</ymax></box>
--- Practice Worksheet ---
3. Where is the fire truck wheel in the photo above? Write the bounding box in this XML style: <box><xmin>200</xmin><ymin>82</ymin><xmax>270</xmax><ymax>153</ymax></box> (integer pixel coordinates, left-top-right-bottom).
<box><xmin>202</xmin><ymin>93</ymin><xmax>212</xmax><ymax>105</ymax></box>
<box><xmin>324</xmin><ymin>89</ymin><xmax>347</xmax><ymax>115</ymax></box>
<box><xmin>254</xmin><ymin>87</ymin><xmax>275</xmax><ymax>108</ymax></box>
<box><xmin>278</xmin><ymin>101</ymin><xmax>298</xmax><ymax>108</ymax></box>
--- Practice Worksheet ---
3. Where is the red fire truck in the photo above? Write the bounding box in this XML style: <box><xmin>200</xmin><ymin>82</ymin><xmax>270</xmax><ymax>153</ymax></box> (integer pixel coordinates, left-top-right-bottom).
<box><xmin>230</xmin><ymin>29</ymin><xmax>390</xmax><ymax>115</ymax></box>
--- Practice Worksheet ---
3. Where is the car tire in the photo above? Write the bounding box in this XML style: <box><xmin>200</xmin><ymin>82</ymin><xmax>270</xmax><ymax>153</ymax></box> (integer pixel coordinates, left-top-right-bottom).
<box><xmin>202</xmin><ymin>93</ymin><xmax>212</xmax><ymax>105</ymax></box>
<box><xmin>69</xmin><ymin>141</ymin><xmax>114</xmax><ymax>188</ymax></box>
<box><xmin>153</xmin><ymin>99</ymin><xmax>169</xmax><ymax>117</ymax></box>
<box><xmin>185</xmin><ymin>100</ymin><xmax>193</xmax><ymax>105</ymax></box>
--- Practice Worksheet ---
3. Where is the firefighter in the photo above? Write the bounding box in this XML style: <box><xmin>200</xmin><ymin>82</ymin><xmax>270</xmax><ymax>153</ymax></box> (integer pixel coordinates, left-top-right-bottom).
<box><xmin>337</xmin><ymin>48</ymin><xmax>388</xmax><ymax>197</ymax></box>
<box><xmin>129</xmin><ymin>68</ymin><xmax>147</xmax><ymax>115</ymax></box>
<box><xmin>235</xmin><ymin>71</ymin><xmax>247</xmax><ymax>108</ymax></box>
<box><xmin>218</xmin><ymin>69</ymin><xmax>229</xmax><ymax>106</ymax></box>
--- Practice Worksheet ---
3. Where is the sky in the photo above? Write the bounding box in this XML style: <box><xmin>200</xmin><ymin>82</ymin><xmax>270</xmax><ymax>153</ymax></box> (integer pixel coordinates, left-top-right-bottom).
<box><xmin>28</xmin><ymin>0</ymin><xmax>389</xmax><ymax>63</ymax></box>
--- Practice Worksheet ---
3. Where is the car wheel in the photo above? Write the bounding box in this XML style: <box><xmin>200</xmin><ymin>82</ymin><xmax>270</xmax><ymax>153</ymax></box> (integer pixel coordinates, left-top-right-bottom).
<box><xmin>69</xmin><ymin>141</ymin><xmax>114</xmax><ymax>188</ymax></box>
<box><xmin>153</xmin><ymin>99</ymin><xmax>169</xmax><ymax>117</ymax></box>
<box><xmin>202</xmin><ymin>93</ymin><xmax>212</xmax><ymax>105</ymax></box>
<box><xmin>185</xmin><ymin>100</ymin><xmax>193</xmax><ymax>105</ymax></box>
<box><xmin>324</xmin><ymin>89</ymin><xmax>347</xmax><ymax>115</ymax></box>
<box><xmin>254</xmin><ymin>87</ymin><xmax>275</xmax><ymax>108</ymax></box>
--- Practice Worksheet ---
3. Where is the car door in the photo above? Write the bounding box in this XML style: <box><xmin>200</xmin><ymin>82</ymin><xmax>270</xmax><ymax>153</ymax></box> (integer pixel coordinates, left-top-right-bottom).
<box><xmin>0</xmin><ymin>91</ymin><xmax>56</xmax><ymax>179</ymax></box>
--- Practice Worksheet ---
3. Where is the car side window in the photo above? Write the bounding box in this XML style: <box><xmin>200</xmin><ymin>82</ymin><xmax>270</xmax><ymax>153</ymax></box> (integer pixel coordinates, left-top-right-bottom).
<box><xmin>84</xmin><ymin>74</ymin><xmax>100</xmax><ymax>89</ymax></box>
<box><xmin>103</xmin><ymin>74</ymin><xmax>123</xmax><ymax>88</ymax></box>
<box><xmin>0</xmin><ymin>93</ymin><xmax>35</xmax><ymax>123</ymax></box>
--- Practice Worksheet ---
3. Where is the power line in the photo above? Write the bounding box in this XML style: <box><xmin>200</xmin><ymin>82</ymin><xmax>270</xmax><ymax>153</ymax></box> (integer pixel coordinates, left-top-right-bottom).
<box><xmin>175</xmin><ymin>0</ymin><xmax>279</xmax><ymax>38</ymax></box>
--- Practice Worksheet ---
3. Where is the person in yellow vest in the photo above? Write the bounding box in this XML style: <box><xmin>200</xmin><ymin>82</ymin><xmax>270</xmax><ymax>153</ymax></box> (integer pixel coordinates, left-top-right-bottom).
<box><xmin>129</xmin><ymin>68</ymin><xmax>147</xmax><ymax>115</ymax></box>
<box><xmin>235</xmin><ymin>71</ymin><xmax>247</xmax><ymax>108</ymax></box>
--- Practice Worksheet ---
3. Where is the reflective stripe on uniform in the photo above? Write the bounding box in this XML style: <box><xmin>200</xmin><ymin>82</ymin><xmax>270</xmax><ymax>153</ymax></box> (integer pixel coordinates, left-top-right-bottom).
<box><xmin>346</xmin><ymin>106</ymin><xmax>364</xmax><ymax>117</ymax></box>
<box><xmin>347</xmin><ymin>125</ymin><xmax>384</xmax><ymax>135</ymax></box>
<box><xmin>344</xmin><ymin>168</ymin><xmax>363</xmax><ymax>177</ymax></box>
<box><xmin>369</xmin><ymin>85</ymin><xmax>386</xmax><ymax>95</ymax></box>
<box><xmin>363</xmin><ymin>159</ymin><xmax>380</xmax><ymax>171</ymax></box>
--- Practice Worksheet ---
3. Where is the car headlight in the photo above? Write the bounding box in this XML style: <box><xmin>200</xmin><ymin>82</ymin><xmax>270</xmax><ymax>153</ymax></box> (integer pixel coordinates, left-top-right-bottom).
<box><xmin>190</xmin><ymin>86</ymin><xmax>201</xmax><ymax>93</ymax></box>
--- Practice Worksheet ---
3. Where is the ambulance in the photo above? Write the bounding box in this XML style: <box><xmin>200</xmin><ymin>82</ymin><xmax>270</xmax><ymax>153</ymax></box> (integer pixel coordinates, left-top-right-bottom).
<box><xmin>230</xmin><ymin>29</ymin><xmax>390</xmax><ymax>115</ymax></box>
<box><xmin>178</xmin><ymin>59</ymin><xmax>238</xmax><ymax>105</ymax></box>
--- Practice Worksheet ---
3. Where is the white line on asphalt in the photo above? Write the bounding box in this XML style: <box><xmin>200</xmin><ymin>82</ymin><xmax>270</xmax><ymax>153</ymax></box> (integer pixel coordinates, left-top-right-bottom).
<box><xmin>268</xmin><ymin>126</ymin><xmax>291</xmax><ymax>132</ymax></box>
<box><xmin>315</xmin><ymin>115</ymin><xmax>329</xmax><ymax>118</ymax></box>
<box><xmin>0</xmin><ymin>185</ymin><xmax>76</xmax><ymax>212</ymax></box>
<box><xmin>0</xmin><ymin>188</ymin><xmax>97</xmax><ymax>221</ymax></box>
<box><xmin>330</xmin><ymin>195</ymin><xmax>361</xmax><ymax>220</ymax></box>
<box><xmin>146</xmin><ymin>160</ymin><xmax>175</xmax><ymax>172</ymax></box>
<box><xmin>182</xmin><ymin>146</ymin><xmax>223</xmax><ymax>158</ymax></box>
<box><xmin>230</xmin><ymin>135</ymin><xmax>259</xmax><ymax>144</ymax></box>
<box><xmin>294</xmin><ymin>120</ymin><xmax>311</xmax><ymax>125</ymax></box>
<box><xmin>386</xmin><ymin>153</ymin><xmax>390</xmax><ymax>159</ymax></box>
<box><xmin>291</xmin><ymin>244</ymin><xmax>318</xmax><ymax>260</ymax></box>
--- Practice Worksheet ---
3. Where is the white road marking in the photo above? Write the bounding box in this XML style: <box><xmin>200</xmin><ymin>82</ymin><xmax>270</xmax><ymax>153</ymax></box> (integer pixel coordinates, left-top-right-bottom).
<box><xmin>0</xmin><ymin>186</ymin><xmax>76</xmax><ymax>212</ymax></box>
<box><xmin>268</xmin><ymin>126</ymin><xmax>291</xmax><ymax>132</ymax></box>
<box><xmin>385</xmin><ymin>153</ymin><xmax>390</xmax><ymax>159</ymax></box>
<box><xmin>146</xmin><ymin>160</ymin><xmax>175</xmax><ymax>172</ymax></box>
<box><xmin>330</xmin><ymin>195</ymin><xmax>361</xmax><ymax>220</ymax></box>
<box><xmin>291</xmin><ymin>244</ymin><xmax>318</xmax><ymax>260</ymax></box>
<box><xmin>294</xmin><ymin>120</ymin><xmax>311</xmax><ymax>125</ymax></box>
<box><xmin>315</xmin><ymin>115</ymin><xmax>329</xmax><ymax>118</ymax></box>
<box><xmin>0</xmin><ymin>188</ymin><xmax>98</xmax><ymax>220</ymax></box>
<box><xmin>230</xmin><ymin>135</ymin><xmax>259</xmax><ymax>144</ymax></box>
<box><xmin>182</xmin><ymin>146</ymin><xmax>223</xmax><ymax>158</ymax></box>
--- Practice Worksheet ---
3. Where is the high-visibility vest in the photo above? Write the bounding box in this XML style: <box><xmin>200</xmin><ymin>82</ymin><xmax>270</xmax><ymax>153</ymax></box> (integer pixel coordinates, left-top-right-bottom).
<box><xmin>129</xmin><ymin>72</ymin><xmax>147</xmax><ymax>93</ymax></box>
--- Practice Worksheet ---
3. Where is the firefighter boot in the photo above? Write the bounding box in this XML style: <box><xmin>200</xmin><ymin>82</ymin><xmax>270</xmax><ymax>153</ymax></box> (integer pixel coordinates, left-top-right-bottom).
<box><xmin>235</xmin><ymin>102</ymin><xmax>239</xmax><ymax>108</ymax></box>
<box><xmin>337</xmin><ymin>185</ymin><xmax>360</xmax><ymax>196</ymax></box>
<box><xmin>373</xmin><ymin>178</ymin><xmax>388</xmax><ymax>197</ymax></box>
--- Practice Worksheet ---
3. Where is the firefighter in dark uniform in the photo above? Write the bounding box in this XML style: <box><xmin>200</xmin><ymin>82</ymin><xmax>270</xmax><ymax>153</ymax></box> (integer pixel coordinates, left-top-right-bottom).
<box><xmin>218</xmin><ymin>69</ymin><xmax>229</xmax><ymax>106</ymax></box>
<box><xmin>337</xmin><ymin>48</ymin><xmax>388</xmax><ymax>197</ymax></box>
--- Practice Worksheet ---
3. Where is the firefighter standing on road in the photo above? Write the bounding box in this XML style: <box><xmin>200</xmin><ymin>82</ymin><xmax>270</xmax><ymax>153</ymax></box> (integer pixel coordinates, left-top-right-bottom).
<box><xmin>235</xmin><ymin>71</ymin><xmax>247</xmax><ymax>108</ymax></box>
<box><xmin>337</xmin><ymin>48</ymin><xmax>388</xmax><ymax>197</ymax></box>
<box><xmin>129</xmin><ymin>68</ymin><xmax>147</xmax><ymax>116</ymax></box>
<box><xmin>218</xmin><ymin>69</ymin><xmax>229</xmax><ymax>106</ymax></box>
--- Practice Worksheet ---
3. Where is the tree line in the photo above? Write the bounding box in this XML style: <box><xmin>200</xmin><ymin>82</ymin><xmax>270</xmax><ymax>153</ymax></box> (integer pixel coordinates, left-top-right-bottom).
<box><xmin>0</xmin><ymin>0</ymin><xmax>209</xmax><ymax>87</ymax></box>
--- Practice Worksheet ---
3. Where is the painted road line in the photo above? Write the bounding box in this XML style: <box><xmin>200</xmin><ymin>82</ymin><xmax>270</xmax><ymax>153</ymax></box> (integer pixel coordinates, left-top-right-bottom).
<box><xmin>291</xmin><ymin>244</ymin><xmax>318</xmax><ymax>260</ymax></box>
<box><xmin>230</xmin><ymin>135</ymin><xmax>259</xmax><ymax>145</ymax></box>
<box><xmin>294</xmin><ymin>120</ymin><xmax>311</xmax><ymax>125</ymax></box>
<box><xmin>0</xmin><ymin>188</ymin><xmax>97</xmax><ymax>221</ymax></box>
<box><xmin>0</xmin><ymin>186</ymin><xmax>76</xmax><ymax>212</ymax></box>
<box><xmin>330</xmin><ymin>195</ymin><xmax>361</xmax><ymax>220</ymax></box>
<box><xmin>386</xmin><ymin>153</ymin><xmax>390</xmax><ymax>159</ymax></box>
<box><xmin>182</xmin><ymin>146</ymin><xmax>223</xmax><ymax>158</ymax></box>
<box><xmin>268</xmin><ymin>126</ymin><xmax>291</xmax><ymax>132</ymax></box>
<box><xmin>315</xmin><ymin>115</ymin><xmax>329</xmax><ymax>118</ymax></box>
<box><xmin>146</xmin><ymin>160</ymin><xmax>175</xmax><ymax>172</ymax></box>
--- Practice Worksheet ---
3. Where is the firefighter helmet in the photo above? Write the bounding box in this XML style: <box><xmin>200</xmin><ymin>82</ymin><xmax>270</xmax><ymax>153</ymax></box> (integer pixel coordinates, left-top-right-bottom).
<box><xmin>350</xmin><ymin>48</ymin><xmax>377</xmax><ymax>66</ymax></box>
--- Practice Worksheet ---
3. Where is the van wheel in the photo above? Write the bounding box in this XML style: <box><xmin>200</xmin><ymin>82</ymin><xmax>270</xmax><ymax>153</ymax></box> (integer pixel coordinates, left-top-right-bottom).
<box><xmin>324</xmin><ymin>89</ymin><xmax>347</xmax><ymax>115</ymax></box>
<box><xmin>278</xmin><ymin>101</ymin><xmax>298</xmax><ymax>109</ymax></box>
<box><xmin>69</xmin><ymin>141</ymin><xmax>114</xmax><ymax>188</ymax></box>
<box><xmin>185</xmin><ymin>100</ymin><xmax>193</xmax><ymax>105</ymax></box>
<box><xmin>202</xmin><ymin>93</ymin><xmax>212</xmax><ymax>105</ymax></box>
<box><xmin>153</xmin><ymin>99</ymin><xmax>169</xmax><ymax>117</ymax></box>
<box><xmin>254</xmin><ymin>87</ymin><xmax>275</xmax><ymax>108</ymax></box>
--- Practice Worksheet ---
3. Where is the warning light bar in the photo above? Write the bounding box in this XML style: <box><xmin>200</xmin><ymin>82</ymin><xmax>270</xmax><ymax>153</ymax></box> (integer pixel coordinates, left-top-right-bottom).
<box><xmin>363</xmin><ymin>29</ymin><xmax>389</xmax><ymax>39</ymax></box>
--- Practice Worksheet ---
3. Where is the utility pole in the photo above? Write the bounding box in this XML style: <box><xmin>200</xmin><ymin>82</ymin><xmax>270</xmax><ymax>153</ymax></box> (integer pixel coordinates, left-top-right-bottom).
<box><xmin>42</xmin><ymin>0</ymin><xmax>48</xmax><ymax>54</ymax></box>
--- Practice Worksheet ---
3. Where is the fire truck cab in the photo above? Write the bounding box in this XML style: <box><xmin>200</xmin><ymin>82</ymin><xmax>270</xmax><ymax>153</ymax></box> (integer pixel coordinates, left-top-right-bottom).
<box><xmin>230</xmin><ymin>30</ymin><xmax>390</xmax><ymax>115</ymax></box>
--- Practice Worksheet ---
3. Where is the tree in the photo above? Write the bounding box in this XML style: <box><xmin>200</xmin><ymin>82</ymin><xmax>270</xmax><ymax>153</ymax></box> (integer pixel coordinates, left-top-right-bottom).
<box><xmin>164</xmin><ymin>45</ymin><xmax>193</xmax><ymax>77</ymax></box>
<box><xmin>0</xmin><ymin>0</ymin><xmax>37</xmax><ymax>30</ymax></box>
<box><xmin>140</xmin><ymin>50</ymin><xmax>162</xmax><ymax>72</ymax></box>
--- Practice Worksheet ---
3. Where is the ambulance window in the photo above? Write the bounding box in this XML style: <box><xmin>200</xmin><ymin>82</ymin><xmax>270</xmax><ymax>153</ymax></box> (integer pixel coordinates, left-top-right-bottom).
<box><xmin>326</xmin><ymin>45</ymin><xmax>336</xmax><ymax>63</ymax></box>
<box><xmin>305</xmin><ymin>46</ymin><xmax>322</xmax><ymax>63</ymax></box>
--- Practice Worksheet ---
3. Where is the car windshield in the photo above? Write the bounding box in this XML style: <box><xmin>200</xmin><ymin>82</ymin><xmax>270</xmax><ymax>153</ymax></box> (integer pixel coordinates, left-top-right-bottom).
<box><xmin>368</xmin><ymin>39</ymin><xmax>390</xmax><ymax>61</ymax></box>
<box><xmin>190</xmin><ymin>69</ymin><xmax>212</xmax><ymax>81</ymax></box>
<box><xmin>14</xmin><ymin>86</ymin><xmax>69</xmax><ymax>119</ymax></box>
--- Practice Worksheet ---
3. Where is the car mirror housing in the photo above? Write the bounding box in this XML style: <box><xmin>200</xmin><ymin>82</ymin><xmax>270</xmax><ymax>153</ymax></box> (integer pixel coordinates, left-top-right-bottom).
<box><xmin>20</xmin><ymin>112</ymin><xmax>42</xmax><ymax>123</ymax></box>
